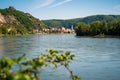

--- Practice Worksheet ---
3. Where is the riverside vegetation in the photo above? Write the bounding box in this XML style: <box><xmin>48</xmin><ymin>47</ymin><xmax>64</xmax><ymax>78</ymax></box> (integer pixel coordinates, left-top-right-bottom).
<box><xmin>0</xmin><ymin>7</ymin><xmax>120</xmax><ymax>36</ymax></box>
<box><xmin>0</xmin><ymin>49</ymin><xmax>80</xmax><ymax>80</ymax></box>
<box><xmin>43</xmin><ymin>15</ymin><xmax>120</xmax><ymax>37</ymax></box>
<box><xmin>74</xmin><ymin>20</ymin><xmax>120</xmax><ymax>37</ymax></box>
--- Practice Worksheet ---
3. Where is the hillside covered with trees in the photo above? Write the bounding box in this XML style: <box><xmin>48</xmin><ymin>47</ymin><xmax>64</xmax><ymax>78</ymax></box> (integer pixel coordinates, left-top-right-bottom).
<box><xmin>43</xmin><ymin>15</ymin><xmax>120</xmax><ymax>36</ymax></box>
<box><xmin>42</xmin><ymin>15</ymin><xmax>120</xmax><ymax>28</ymax></box>
<box><xmin>0</xmin><ymin>6</ymin><xmax>47</xmax><ymax>35</ymax></box>
<box><xmin>0</xmin><ymin>7</ymin><xmax>119</xmax><ymax>36</ymax></box>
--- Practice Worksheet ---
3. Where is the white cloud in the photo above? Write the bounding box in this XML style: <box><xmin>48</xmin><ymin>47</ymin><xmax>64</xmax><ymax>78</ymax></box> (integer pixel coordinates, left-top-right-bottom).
<box><xmin>49</xmin><ymin>0</ymin><xmax>73</xmax><ymax>8</ymax></box>
<box><xmin>32</xmin><ymin>0</ymin><xmax>73</xmax><ymax>10</ymax></box>
<box><xmin>34</xmin><ymin>0</ymin><xmax>55</xmax><ymax>9</ymax></box>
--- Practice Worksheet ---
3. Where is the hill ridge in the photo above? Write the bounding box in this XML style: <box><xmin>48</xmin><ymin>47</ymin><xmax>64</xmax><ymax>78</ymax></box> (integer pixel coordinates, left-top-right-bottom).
<box><xmin>0</xmin><ymin>6</ymin><xmax>47</xmax><ymax>35</ymax></box>
<box><xmin>42</xmin><ymin>15</ymin><xmax>120</xmax><ymax>28</ymax></box>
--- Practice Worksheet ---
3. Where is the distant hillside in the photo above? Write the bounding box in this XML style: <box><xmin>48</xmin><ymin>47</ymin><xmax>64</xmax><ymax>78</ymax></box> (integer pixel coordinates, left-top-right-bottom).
<box><xmin>42</xmin><ymin>15</ymin><xmax>120</xmax><ymax>28</ymax></box>
<box><xmin>0</xmin><ymin>6</ymin><xmax>47</xmax><ymax>35</ymax></box>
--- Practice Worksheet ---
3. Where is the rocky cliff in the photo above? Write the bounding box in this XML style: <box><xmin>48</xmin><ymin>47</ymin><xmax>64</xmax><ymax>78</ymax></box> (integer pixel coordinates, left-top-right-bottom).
<box><xmin>0</xmin><ymin>13</ymin><xmax>18</xmax><ymax>24</ymax></box>
<box><xmin>0</xmin><ymin>13</ymin><xmax>6</xmax><ymax>24</ymax></box>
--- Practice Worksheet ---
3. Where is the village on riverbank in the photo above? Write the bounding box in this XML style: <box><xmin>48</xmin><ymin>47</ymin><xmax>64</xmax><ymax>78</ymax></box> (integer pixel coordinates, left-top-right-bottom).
<box><xmin>33</xmin><ymin>27</ymin><xmax>74</xmax><ymax>34</ymax></box>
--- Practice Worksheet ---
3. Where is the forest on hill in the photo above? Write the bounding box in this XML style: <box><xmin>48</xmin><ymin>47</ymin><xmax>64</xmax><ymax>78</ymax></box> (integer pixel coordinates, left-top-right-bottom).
<box><xmin>42</xmin><ymin>15</ymin><xmax>120</xmax><ymax>28</ymax></box>
<box><xmin>43</xmin><ymin>15</ymin><xmax>120</xmax><ymax>36</ymax></box>
<box><xmin>0</xmin><ymin>6</ymin><xmax>47</xmax><ymax>35</ymax></box>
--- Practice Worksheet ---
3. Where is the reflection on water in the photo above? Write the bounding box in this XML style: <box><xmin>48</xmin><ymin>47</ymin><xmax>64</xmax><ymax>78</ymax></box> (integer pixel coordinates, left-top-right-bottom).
<box><xmin>0</xmin><ymin>34</ymin><xmax>120</xmax><ymax>80</ymax></box>
<box><xmin>0</xmin><ymin>39</ymin><xmax>3</xmax><ymax>55</ymax></box>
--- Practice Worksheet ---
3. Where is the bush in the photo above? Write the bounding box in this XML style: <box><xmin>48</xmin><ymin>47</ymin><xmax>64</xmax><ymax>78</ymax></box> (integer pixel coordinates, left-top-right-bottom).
<box><xmin>0</xmin><ymin>49</ymin><xmax>80</xmax><ymax>80</ymax></box>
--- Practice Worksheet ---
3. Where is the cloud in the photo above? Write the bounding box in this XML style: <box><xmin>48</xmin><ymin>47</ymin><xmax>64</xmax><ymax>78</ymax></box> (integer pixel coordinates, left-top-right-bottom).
<box><xmin>33</xmin><ymin>0</ymin><xmax>73</xmax><ymax>10</ymax></box>
<box><xmin>49</xmin><ymin>0</ymin><xmax>73</xmax><ymax>8</ymax></box>
<box><xmin>34</xmin><ymin>0</ymin><xmax>55</xmax><ymax>9</ymax></box>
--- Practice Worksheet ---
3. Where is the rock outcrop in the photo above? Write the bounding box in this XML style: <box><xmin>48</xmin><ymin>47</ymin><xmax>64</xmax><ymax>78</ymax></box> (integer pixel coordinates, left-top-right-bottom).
<box><xmin>0</xmin><ymin>13</ymin><xmax>6</xmax><ymax>23</ymax></box>
<box><xmin>4</xmin><ymin>15</ymin><xmax>16</xmax><ymax>23</ymax></box>
<box><xmin>0</xmin><ymin>13</ymin><xmax>17</xmax><ymax>24</ymax></box>
<box><xmin>0</xmin><ymin>6</ymin><xmax>47</xmax><ymax>30</ymax></box>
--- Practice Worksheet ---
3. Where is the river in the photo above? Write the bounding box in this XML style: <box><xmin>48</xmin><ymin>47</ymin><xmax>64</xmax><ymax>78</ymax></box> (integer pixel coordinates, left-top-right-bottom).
<box><xmin>0</xmin><ymin>34</ymin><xmax>120</xmax><ymax>80</ymax></box>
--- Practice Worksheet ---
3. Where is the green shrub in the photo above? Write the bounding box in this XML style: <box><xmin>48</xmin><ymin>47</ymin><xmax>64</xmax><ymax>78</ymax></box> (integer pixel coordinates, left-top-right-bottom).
<box><xmin>0</xmin><ymin>49</ymin><xmax>80</xmax><ymax>80</ymax></box>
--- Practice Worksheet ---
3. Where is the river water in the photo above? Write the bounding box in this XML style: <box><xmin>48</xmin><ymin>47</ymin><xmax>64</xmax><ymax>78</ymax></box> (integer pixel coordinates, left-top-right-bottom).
<box><xmin>0</xmin><ymin>34</ymin><xmax>120</xmax><ymax>80</ymax></box>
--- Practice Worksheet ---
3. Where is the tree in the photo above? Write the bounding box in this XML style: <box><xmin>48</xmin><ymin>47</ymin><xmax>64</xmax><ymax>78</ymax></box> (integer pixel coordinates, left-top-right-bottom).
<box><xmin>0</xmin><ymin>24</ymin><xmax>9</xmax><ymax>34</ymax></box>
<box><xmin>74</xmin><ymin>20</ymin><xmax>120</xmax><ymax>36</ymax></box>
<box><xmin>0</xmin><ymin>49</ymin><xmax>80</xmax><ymax>80</ymax></box>
<box><xmin>100</xmin><ymin>21</ymin><xmax>108</xmax><ymax>34</ymax></box>
<box><xmin>75</xmin><ymin>22</ymin><xmax>89</xmax><ymax>36</ymax></box>
<box><xmin>8</xmin><ymin>29</ymin><xmax>17</xmax><ymax>35</ymax></box>
<box><xmin>89</xmin><ymin>21</ymin><xmax>102</xmax><ymax>35</ymax></box>
<box><xmin>89</xmin><ymin>21</ymin><xmax>109</xmax><ymax>35</ymax></box>
<box><xmin>107</xmin><ymin>20</ymin><xmax>120</xmax><ymax>35</ymax></box>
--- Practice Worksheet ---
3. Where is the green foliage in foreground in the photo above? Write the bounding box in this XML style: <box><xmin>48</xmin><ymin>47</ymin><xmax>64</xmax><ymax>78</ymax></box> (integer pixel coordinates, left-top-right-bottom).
<box><xmin>0</xmin><ymin>49</ymin><xmax>80</xmax><ymax>80</ymax></box>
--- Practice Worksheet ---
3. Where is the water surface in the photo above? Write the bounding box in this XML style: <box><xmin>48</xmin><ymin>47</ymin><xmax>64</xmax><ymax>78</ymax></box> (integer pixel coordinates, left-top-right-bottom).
<box><xmin>0</xmin><ymin>34</ymin><xmax>120</xmax><ymax>80</ymax></box>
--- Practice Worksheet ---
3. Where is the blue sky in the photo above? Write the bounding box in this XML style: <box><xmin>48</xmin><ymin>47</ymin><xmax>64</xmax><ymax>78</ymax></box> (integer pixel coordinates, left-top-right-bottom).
<box><xmin>0</xmin><ymin>0</ymin><xmax>120</xmax><ymax>20</ymax></box>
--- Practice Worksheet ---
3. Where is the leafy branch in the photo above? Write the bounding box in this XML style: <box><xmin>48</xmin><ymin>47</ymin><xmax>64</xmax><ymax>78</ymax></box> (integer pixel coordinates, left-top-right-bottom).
<box><xmin>0</xmin><ymin>49</ymin><xmax>80</xmax><ymax>80</ymax></box>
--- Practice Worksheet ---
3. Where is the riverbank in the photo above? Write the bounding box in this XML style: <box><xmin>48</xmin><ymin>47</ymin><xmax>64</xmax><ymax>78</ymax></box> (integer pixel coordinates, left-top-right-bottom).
<box><xmin>0</xmin><ymin>33</ymin><xmax>119</xmax><ymax>38</ymax></box>
<box><xmin>0</xmin><ymin>32</ymin><xmax>75</xmax><ymax>37</ymax></box>
<box><xmin>0</xmin><ymin>34</ymin><xmax>29</xmax><ymax>37</ymax></box>
<box><xmin>76</xmin><ymin>35</ymin><xmax>120</xmax><ymax>38</ymax></box>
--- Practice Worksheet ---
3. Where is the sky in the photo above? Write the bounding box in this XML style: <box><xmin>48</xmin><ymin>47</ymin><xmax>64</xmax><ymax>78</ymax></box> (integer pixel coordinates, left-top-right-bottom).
<box><xmin>0</xmin><ymin>0</ymin><xmax>120</xmax><ymax>20</ymax></box>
